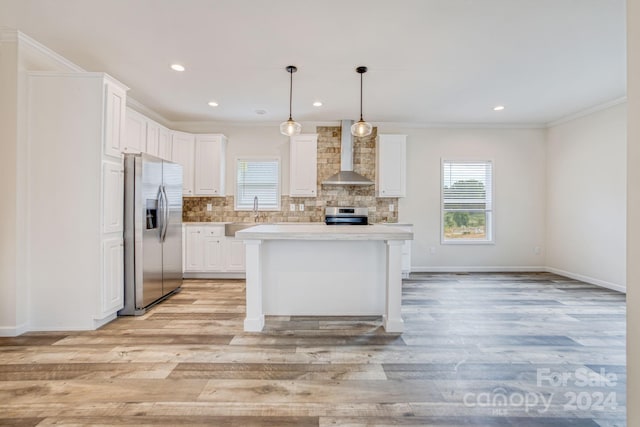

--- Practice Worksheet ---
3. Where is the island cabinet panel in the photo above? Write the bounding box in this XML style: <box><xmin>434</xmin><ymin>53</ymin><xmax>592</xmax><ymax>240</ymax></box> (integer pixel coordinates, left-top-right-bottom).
<box><xmin>289</xmin><ymin>134</ymin><xmax>318</xmax><ymax>197</ymax></box>
<box><xmin>376</xmin><ymin>134</ymin><xmax>407</xmax><ymax>197</ymax></box>
<box><xmin>194</xmin><ymin>134</ymin><xmax>227</xmax><ymax>196</ymax></box>
<box><xmin>171</xmin><ymin>131</ymin><xmax>196</xmax><ymax>196</ymax></box>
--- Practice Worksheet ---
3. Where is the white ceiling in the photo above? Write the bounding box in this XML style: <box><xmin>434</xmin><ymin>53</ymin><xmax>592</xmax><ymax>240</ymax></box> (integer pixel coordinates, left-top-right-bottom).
<box><xmin>0</xmin><ymin>0</ymin><xmax>627</xmax><ymax>126</ymax></box>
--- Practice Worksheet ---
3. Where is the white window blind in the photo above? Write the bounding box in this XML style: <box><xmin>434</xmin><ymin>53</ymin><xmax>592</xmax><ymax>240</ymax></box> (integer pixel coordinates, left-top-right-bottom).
<box><xmin>236</xmin><ymin>159</ymin><xmax>280</xmax><ymax>210</ymax></box>
<box><xmin>442</xmin><ymin>160</ymin><xmax>493</xmax><ymax>242</ymax></box>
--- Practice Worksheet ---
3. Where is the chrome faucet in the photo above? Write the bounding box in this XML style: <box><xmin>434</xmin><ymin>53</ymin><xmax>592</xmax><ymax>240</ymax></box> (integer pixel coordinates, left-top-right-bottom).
<box><xmin>253</xmin><ymin>196</ymin><xmax>259</xmax><ymax>222</ymax></box>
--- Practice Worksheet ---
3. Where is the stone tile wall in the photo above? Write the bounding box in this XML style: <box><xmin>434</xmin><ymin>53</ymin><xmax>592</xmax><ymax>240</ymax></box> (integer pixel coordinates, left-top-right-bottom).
<box><xmin>183</xmin><ymin>126</ymin><xmax>399</xmax><ymax>224</ymax></box>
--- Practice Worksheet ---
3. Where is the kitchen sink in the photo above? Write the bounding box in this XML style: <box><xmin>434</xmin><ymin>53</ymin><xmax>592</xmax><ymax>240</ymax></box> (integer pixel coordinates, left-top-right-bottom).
<box><xmin>224</xmin><ymin>222</ymin><xmax>259</xmax><ymax>237</ymax></box>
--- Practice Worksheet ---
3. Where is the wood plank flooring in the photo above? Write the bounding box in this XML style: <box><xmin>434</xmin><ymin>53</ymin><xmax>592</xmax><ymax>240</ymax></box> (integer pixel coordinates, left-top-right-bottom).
<box><xmin>0</xmin><ymin>273</ymin><xmax>626</xmax><ymax>426</ymax></box>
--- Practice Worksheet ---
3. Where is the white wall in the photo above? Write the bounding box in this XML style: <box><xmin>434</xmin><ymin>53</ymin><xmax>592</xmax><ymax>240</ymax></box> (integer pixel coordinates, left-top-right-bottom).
<box><xmin>627</xmin><ymin>0</ymin><xmax>639</xmax><ymax>423</ymax></box>
<box><xmin>381</xmin><ymin>126</ymin><xmax>547</xmax><ymax>271</ymax></box>
<box><xmin>0</xmin><ymin>31</ymin><xmax>82</xmax><ymax>336</ymax></box>
<box><xmin>546</xmin><ymin>103</ymin><xmax>627</xmax><ymax>291</ymax></box>
<box><xmin>0</xmin><ymin>32</ymin><xmax>20</xmax><ymax>335</ymax></box>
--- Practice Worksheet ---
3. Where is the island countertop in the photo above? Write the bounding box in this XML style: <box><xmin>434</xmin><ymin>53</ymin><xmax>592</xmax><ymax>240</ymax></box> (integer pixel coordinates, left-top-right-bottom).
<box><xmin>236</xmin><ymin>223</ymin><xmax>413</xmax><ymax>241</ymax></box>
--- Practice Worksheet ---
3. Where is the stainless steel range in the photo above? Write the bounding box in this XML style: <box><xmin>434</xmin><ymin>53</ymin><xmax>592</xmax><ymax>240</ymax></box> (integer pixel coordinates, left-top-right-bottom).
<box><xmin>324</xmin><ymin>207</ymin><xmax>369</xmax><ymax>225</ymax></box>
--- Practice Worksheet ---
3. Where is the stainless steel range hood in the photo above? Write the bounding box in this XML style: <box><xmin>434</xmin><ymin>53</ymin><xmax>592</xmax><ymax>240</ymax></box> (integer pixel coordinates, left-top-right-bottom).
<box><xmin>322</xmin><ymin>120</ymin><xmax>374</xmax><ymax>185</ymax></box>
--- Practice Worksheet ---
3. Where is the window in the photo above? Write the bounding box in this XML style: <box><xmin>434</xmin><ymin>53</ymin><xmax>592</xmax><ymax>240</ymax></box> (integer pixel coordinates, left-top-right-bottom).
<box><xmin>235</xmin><ymin>159</ymin><xmax>280</xmax><ymax>210</ymax></box>
<box><xmin>442</xmin><ymin>160</ymin><xmax>493</xmax><ymax>243</ymax></box>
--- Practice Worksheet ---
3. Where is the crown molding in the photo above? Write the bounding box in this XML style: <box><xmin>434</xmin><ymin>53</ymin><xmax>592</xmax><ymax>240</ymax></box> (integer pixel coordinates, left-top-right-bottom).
<box><xmin>0</xmin><ymin>27</ymin><xmax>18</xmax><ymax>42</ymax></box>
<box><xmin>546</xmin><ymin>96</ymin><xmax>627</xmax><ymax>128</ymax></box>
<box><xmin>17</xmin><ymin>31</ymin><xmax>84</xmax><ymax>72</ymax></box>
<box><xmin>126</xmin><ymin>97</ymin><xmax>171</xmax><ymax>127</ymax></box>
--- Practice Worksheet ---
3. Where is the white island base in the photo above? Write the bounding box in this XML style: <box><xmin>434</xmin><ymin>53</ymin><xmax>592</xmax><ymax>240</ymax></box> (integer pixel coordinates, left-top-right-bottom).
<box><xmin>237</xmin><ymin>224</ymin><xmax>413</xmax><ymax>333</ymax></box>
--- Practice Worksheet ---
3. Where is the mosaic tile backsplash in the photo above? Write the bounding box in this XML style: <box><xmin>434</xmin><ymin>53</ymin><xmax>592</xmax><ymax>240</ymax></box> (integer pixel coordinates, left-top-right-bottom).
<box><xmin>183</xmin><ymin>126</ymin><xmax>400</xmax><ymax>224</ymax></box>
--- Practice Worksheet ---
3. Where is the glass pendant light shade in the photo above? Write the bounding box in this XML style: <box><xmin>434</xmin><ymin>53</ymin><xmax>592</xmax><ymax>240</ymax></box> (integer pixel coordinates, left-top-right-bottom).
<box><xmin>351</xmin><ymin>66</ymin><xmax>372</xmax><ymax>137</ymax></box>
<box><xmin>280</xmin><ymin>65</ymin><xmax>302</xmax><ymax>136</ymax></box>
<box><xmin>351</xmin><ymin>119</ymin><xmax>373</xmax><ymax>137</ymax></box>
<box><xmin>280</xmin><ymin>118</ymin><xmax>302</xmax><ymax>136</ymax></box>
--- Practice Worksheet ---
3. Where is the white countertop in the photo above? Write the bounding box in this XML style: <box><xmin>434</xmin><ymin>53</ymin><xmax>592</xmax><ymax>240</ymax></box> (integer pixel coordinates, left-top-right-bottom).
<box><xmin>235</xmin><ymin>223</ymin><xmax>413</xmax><ymax>241</ymax></box>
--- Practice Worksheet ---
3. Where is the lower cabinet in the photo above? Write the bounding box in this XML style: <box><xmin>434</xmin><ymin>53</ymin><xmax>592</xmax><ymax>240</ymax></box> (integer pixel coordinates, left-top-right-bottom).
<box><xmin>183</xmin><ymin>224</ymin><xmax>245</xmax><ymax>276</ymax></box>
<box><xmin>101</xmin><ymin>238</ymin><xmax>124</xmax><ymax>316</ymax></box>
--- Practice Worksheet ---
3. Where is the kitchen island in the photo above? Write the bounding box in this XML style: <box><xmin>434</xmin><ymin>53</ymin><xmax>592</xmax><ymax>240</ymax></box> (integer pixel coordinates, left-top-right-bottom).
<box><xmin>236</xmin><ymin>224</ymin><xmax>413</xmax><ymax>333</ymax></box>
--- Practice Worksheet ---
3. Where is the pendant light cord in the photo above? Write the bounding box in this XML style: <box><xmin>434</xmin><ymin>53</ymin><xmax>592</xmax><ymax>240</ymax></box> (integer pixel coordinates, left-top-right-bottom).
<box><xmin>288</xmin><ymin>68</ymin><xmax>293</xmax><ymax>121</ymax></box>
<box><xmin>359</xmin><ymin>71</ymin><xmax>364</xmax><ymax>121</ymax></box>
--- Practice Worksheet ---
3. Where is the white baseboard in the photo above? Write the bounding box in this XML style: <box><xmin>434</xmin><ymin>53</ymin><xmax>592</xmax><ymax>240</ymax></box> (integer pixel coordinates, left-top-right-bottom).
<box><xmin>409</xmin><ymin>265</ymin><xmax>626</xmax><ymax>293</ymax></box>
<box><xmin>544</xmin><ymin>267</ymin><xmax>626</xmax><ymax>293</ymax></box>
<box><xmin>183</xmin><ymin>272</ymin><xmax>246</xmax><ymax>280</ymax></box>
<box><xmin>0</xmin><ymin>323</ymin><xmax>29</xmax><ymax>337</ymax></box>
<box><xmin>411</xmin><ymin>266</ymin><xmax>547</xmax><ymax>273</ymax></box>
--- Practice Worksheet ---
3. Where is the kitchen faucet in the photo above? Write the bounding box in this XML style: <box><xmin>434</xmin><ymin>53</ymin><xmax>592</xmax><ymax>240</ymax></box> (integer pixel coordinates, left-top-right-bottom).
<box><xmin>253</xmin><ymin>196</ymin><xmax>259</xmax><ymax>222</ymax></box>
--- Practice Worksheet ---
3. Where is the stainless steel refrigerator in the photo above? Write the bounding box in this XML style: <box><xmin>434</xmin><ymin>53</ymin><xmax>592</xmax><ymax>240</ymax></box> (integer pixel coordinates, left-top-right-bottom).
<box><xmin>119</xmin><ymin>153</ymin><xmax>183</xmax><ymax>315</ymax></box>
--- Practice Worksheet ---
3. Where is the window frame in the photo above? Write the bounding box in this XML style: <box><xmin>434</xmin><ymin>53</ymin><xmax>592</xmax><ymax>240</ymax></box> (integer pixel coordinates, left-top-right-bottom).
<box><xmin>234</xmin><ymin>157</ymin><xmax>281</xmax><ymax>211</ymax></box>
<box><xmin>440</xmin><ymin>158</ymin><xmax>494</xmax><ymax>245</ymax></box>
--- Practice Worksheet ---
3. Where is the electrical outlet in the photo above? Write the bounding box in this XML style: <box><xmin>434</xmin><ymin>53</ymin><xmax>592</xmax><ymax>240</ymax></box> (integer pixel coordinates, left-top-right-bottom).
<box><xmin>429</xmin><ymin>246</ymin><xmax>436</xmax><ymax>254</ymax></box>
<box><xmin>534</xmin><ymin>246</ymin><xmax>541</xmax><ymax>255</ymax></box>
<box><xmin>290</xmin><ymin>204</ymin><xmax>296</xmax><ymax>211</ymax></box>
<box><xmin>206</xmin><ymin>203</ymin><xmax>212</xmax><ymax>211</ymax></box>
<box><xmin>389</xmin><ymin>204</ymin><xmax>395</xmax><ymax>212</ymax></box>
<box><xmin>299</xmin><ymin>203</ymin><xmax>304</xmax><ymax>212</ymax></box>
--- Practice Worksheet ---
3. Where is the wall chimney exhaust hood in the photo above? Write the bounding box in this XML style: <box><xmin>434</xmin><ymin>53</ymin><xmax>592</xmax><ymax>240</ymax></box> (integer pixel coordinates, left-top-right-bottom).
<box><xmin>322</xmin><ymin>120</ymin><xmax>374</xmax><ymax>186</ymax></box>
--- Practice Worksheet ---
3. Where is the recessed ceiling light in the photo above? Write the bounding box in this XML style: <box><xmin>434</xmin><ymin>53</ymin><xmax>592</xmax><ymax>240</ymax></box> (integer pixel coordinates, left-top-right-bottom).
<box><xmin>313</xmin><ymin>101</ymin><xmax>323</xmax><ymax>107</ymax></box>
<box><xmin>208</xmin><ymin>101</ymin><xmax>219</xmax><ymax>107</ymax></box>
<box><xmin>493</xmin><ymin>105</ymin><xmax>505</xmax><ymax>111</ymax></box>
<box><xmin>170</xmin><ymin>64</ymin><xmax>185</xmax><ymax>72</ymax></box>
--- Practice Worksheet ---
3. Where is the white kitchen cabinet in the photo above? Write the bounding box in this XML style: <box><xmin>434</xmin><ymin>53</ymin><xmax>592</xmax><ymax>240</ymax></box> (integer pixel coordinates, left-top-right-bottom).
<box><xmin>104</xmin><ymin>83</ymin><xmax>126</xmax><ymax>159</ymax></box>
<box><xmin>171</xmin><ymin>131</ymin><xmax>195</xmax><ymax>196</ymax></box>
<box><xmin>376</xmin><ymin>134</ymin><xmax>407</xmax><ymax>197</ymax></box>
<box><xmin>101</xmin><ymin>238</ymin><xmax>124</xmax><ymax>316</ymax></box>
<box><xmin>203</xmin><ymin>228</ymin><xmax>224</xmax><ymax>271</ymax></box>
<box><xmin>123</xmin><ymin>108</ymin><xmax>146</xmax><ymax>154</ymax></box>
<box><xmin>289</xmin><ymin>134</ymin><xmax>318</xmax><ymax>197</ymax></box>
<box><xmin>184</xmin><ymin>226</ymin><xmax>205</xmax><ymax>270</ymax></box>
<box><xmin>225</xmin><ymin>238</ymin><xmax>246</xmax><ymax>272</ymax></box>
<box><xmin>27</xmin><ymin>72</ymin><xmax>128</xmax><ymax>330</ymax></box>
<box><xmin>102</xmin><ymin>161</ymin><xmax>124</xmax><ymax>234</ymax></box>
<box><xmin>145</xmin><ymin>120</ymin><xmax>159</xmax><ymax>157</ymax></box>
<box><xmin>183</xmin><ymin>224</ymin><xmax>245</xmax><ymax>276</ymax></box>
<box><xmin>195</xmin><ymin>134</ymin><xmax>227</xmax><ymax>196</ymax></box>
<box><xmin>158</xmin><ymin>126</ymin><xmax>172</xmax><ymax>160</ymax></box>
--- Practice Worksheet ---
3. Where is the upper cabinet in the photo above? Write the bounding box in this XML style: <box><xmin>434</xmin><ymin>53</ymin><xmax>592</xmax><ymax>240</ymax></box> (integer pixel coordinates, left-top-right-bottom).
<box><xmin>376</xmin><ymin>134</ymin><xmax>407</xmax><ymax>197</ymax></box>
<box><xmin>103</xmin><ymin>83</ymin><xmax>126</xmax><ymax>159</ymax></box>
<box><xmin>122</xmin><ymin>109</ymin><xmax>225</xmax><ymax>197</ymax></box>
<box><xmin>123</xmin><ymin>108</ymin><xmax>146</xmax><ymax>154</ymax></box>
<box><xmin>171</xmin><ymin>131</ymin><xmax>196</xmax><ymax>196</ymax></box>
<box><xmin>145</xmin><ymin>120</ymin><xmax>160</xmax><ymax>157</ymax></box>
<box><xmin>289</xmin><ymin>134</ymin><xmax>318</xmax><ymax>197</ymax></box>
<box><xmin>195</xmin><ymin>134</ymin><xmax>227</xmax><ymax>196</ymax></box>
<box><xmin>158</xmin><ymin>126</ymin><xmax>172</xmax><ymax>161</ymax></box>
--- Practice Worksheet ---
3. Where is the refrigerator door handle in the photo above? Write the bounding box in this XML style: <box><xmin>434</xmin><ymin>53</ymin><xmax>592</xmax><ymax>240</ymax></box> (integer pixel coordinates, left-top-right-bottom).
<box><xmin>161</xmin><ymin>185</ymin><xmax>169</xmax><ymax>242</ymax></box>
<box><xmin>157</xmin><ymin>186</ymin><xmax>166</xmax><ymax>242</ymax></box>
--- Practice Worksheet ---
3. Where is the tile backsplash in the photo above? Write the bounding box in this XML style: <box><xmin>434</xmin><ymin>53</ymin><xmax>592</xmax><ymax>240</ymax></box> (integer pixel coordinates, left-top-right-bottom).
<box><xmin>183</xmin><ymin>126</ymin><xmax>399</xmax><ymax>224</ymax></box>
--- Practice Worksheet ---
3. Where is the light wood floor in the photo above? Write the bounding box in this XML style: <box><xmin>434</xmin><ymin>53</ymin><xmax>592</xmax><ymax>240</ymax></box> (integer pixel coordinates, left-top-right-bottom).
<box><xmin>0</xmin><ymin>273</ymin><xmax>626</xmax><ymax>426</ymax></box>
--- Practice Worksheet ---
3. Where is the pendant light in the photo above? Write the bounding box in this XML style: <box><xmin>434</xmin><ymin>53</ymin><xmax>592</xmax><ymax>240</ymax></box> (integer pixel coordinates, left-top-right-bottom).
<box><xmin>351</xmin><ymin>66</ymin><xmax>373</xmax><ymax>137</ymax></box>
<box><xmin>280</xmin><ymin>65</ymin><xmax>302</xmax><ymax>136</ymax></box>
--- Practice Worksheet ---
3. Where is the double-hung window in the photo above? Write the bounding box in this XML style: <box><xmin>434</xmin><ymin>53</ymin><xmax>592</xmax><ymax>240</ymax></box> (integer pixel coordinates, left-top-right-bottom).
<box><xmin>235</xmin><ymin>159</ymin><xmax>280</xmax><ymax>210</ymax></box>
<box><xmin>442</xmin><ymin>160</ymin><xmax>493</xmax><ymax>243</ymax></box>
